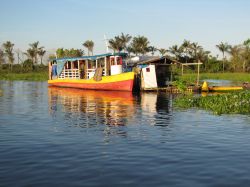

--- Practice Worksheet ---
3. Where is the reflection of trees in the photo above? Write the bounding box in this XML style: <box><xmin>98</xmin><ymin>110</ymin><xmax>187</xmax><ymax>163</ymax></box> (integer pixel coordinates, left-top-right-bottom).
<box><xmin>48</xmin><ymin>87</ymin><xmax>136</xmax><ymax>127</ymax></box>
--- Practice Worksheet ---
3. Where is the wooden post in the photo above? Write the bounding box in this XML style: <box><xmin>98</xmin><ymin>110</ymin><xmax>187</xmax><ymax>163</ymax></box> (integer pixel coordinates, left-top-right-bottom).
<box><xmin>181</xmin><ymin>64</ymin><xmax>184</xmax><ymax>76</ymax></box>
<box><xmin>197</xmin><ymin>60</ymin><xmax>200</xmax><ymax>86</ymax></box>
<box><xmin>78</xmin><ymin>60</ymin><xmax>80</xmax><ymax>78</ymax></box>
<box><xmin>104</xmin><ymin>57</ymin><xmax>107</xmax><ymax>76</ymax></box>
<box><xmin>48</xmin><ymin>61</ymin><xmax>51</xmax><ymax>80</ymax></box>
<box><xmin>86</xmin><ymin>59</ymin><xmax>88</xmax><ymax>79</ymax></box>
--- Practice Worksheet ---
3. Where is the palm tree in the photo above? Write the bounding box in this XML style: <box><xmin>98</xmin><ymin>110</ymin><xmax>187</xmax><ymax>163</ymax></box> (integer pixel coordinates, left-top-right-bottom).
<box><xmin>130</xmin><ymin>36</ymin><xmax>149</xmax><ymax>56</ymax></box>
<box><xmin>38</xmin><ymin>47</ymin><xmax>46</xmax><ymax>65</ymax></box>
<box><xmin>126</xmin><ymin>46</ymin><xmax>134</xmax><ymax>57</ymax></box>
<box><xmin>2</xmin><ymin>41</ymin><xmax>15</xmax><ymax>70</ymax></box>
<box><xmin>197</xmin><ymin>50</ymin><xmax>210</xmax><ymax>71</ymax></box>
<box><xmin>24</xmin><ymin>48</ymin><xmax>36</xmax><ymax>63</ymax></box>
<box><xmin>119</xmin><ymin>33</ymin><xmax>132</xmax><ymax>52</ymax></box>
<box><xmin>158</xmin><ymin>48</ymin><xmax>168</xmax><ymax>56</ymax></box>
<box><xmin>148</xmin><ymin>46</ymin><xmax>157</xmax><ymax>56</ymax></box>
<box><xmin>83</xmin><ymin>40</ymin><xmax>94</xmax><ymax>56</ymax></box>
<box><xmin>191</xmin><ymin>42</ymin><xmax>203</xmax><ymax>62</ymax></box>
<box><xmin>29</xmin><ymin>41</ymin><xmax>40</xmax><ymax>64</ymax></box>
<box><xmin>108</xmin><ymin>37</ymin><xmax>123</xmax><ymax>53</ymax></box>
<box><xmin>181</xmin><ymin>40</ymin><xmax>192</xmax><ymax>63</ymax></box>
<box><xmin>216</xmin><ymin>42</ymin><xmax>230</xmax><ymax>72</ymax></box>
<box><xmin>168</xmin><ymin>45</ymin><xmax>181</xmax><ymax>60</ymax></box>
<box><xmin>228</xmin><ymin>45</ymin><xmax>241</xmax><ymax>72</ymax></box>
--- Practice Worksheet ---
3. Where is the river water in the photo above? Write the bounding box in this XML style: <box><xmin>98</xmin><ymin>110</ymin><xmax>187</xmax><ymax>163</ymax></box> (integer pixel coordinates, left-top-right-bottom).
<box><xmin>0</xmin><ymin>81</ymin><xmax>250</xmax><ymax>187</ymax></box>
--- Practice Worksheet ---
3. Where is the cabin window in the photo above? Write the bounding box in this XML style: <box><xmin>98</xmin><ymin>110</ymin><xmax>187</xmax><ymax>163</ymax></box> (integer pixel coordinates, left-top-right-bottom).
<box><xmin>73</xmin><ymin>61</ymin><xmax>78</xmax><ymax>69</ymax></box>
<box><xmin>110</xmin><ymin>58</ymin><xmax>115</xmax><ymax>66</ymax></box>
<box><xmin>88</xmin><ymin>60</ymin><xmax>96</xmax><ymax>69</ymax></box>
<box><xmin>146</xmin><ymin>67</ymin><xmax>150</xmax><ymax>72</ymax></box>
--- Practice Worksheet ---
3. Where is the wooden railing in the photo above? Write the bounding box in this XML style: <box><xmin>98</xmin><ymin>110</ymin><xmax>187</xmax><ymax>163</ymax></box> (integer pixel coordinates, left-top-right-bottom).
<box><xmin>59</xmin><ymin>69</ymin><xmax>80</xmax><ymax>79</ymax></box>
<box><xmin>87</xmin><ymin>69</ymin><xmax>96</xmax><ymax>79</ymax></box>
<box><xmin>87</xmin><ymin>68</ymin><xmax>106</xmax><ymax>79</ymax></box>
<box><xmin>59</xmin><ymin>68</ymin><xmax>106</xmax><ymax>80</ymax></box>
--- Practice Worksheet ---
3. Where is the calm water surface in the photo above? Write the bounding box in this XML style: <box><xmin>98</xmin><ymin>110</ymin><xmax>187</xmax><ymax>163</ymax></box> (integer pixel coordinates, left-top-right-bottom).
<box><xmin>1</xmin><ymin>81</ymin><xmax>250</xmax><ymax>187</ymax></box>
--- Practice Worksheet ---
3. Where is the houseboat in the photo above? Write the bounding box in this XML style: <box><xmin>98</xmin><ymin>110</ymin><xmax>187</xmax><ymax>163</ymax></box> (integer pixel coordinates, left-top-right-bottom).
<box><xmin>48</xmin><ymin>53</ymin><xmax>135</xmax><ymax>91</ymax></box>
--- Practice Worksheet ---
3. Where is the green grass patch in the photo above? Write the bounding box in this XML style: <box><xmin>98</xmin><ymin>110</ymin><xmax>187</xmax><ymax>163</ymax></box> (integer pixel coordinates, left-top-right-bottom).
<box><xmin>0</xmin><ymin>72</ymin><xmax>48</xmax><ymax>81</ymax></box>
<box><xmin>174</xmin><ymin>91</ymin><xmax>250</xmax><ymax>115</ymax></box>
<box><xmin>178</xmin><ymin>73</ymin><xmax>250</xmax><ymax>83</ymax></box>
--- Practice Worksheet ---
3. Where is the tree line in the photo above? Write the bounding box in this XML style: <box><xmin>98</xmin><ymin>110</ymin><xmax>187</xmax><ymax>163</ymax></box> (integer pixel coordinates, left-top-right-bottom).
<box><xmin>1</xmin><ymin>35</ymin><xmax>250</xmax><ymax>73</ymax></box>
<box><xmin>105</xmin><ymin>33</ymin><xmax>250</xmax><ymax>73</ymax></box>
<box><xmin>0</xmin><ymin>41</ymin><xmax>47</xmax><ymax>73</ymax></box>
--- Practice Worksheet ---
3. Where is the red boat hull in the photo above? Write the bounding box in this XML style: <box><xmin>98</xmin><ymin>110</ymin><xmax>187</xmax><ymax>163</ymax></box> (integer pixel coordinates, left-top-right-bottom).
<box><xmin>48</xmin><ymin>79</ymin><xmax>134</xmax><ymax>91</ymax></box>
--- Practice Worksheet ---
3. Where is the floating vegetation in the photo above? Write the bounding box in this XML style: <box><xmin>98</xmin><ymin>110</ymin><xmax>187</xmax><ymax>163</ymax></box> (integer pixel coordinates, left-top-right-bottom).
<box><xmin>174</xmin><ymin>91</ymin><xmax>250</xmax><ymax>115</ymax></box>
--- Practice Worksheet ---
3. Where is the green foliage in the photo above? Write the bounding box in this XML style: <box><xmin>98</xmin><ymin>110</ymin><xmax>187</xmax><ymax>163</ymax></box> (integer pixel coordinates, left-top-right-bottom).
<box><xmin>56</xmin><ymin>48</ymin><xmax>84</xmax><ymax>58</ymax></box>
<box><xmin>0</xmin><ymin>72</ymin><xmax>48</xmax><ymax>81</ymax></box>
<box><xmin>172</xmin><ymin>80</ymin><xmax>187</xmax><ymax>92</ymax></box>
<box><xmin>108</xmin><ymin>33</ymin><xmax>132</xmax><ymax>54</ymax></box>
<box><xmin>130</xmin><ymin>35</ymin><xmax>150</xmax><ymax>55</ymax></box>
<box><xmin>11</xmin><ymin>64</ymin><xmax>23</xmax><ymax>73</ymax></box>
<box><xmin>22</xmin><ymin>59</ymin><xmax>34</xmax><ymax>72</ymax></box>
<box><xmin>202</xmin><ymin>57</ymin><xmax>221</xmax><ymax>72</ymax></box>
<box><xmin>174</xmin><ymin>91</ymin><xmax>250</xmax><ymax>115</ymax></box>
<box><xmin>33</xmin><ymin>64</ymin><xmax>47</xmax><ymax>72</ymax></box>
<box><xmin>0</xmin><ymin>59</ymin><xmax>48</xmax><ymax>79</ymax></box>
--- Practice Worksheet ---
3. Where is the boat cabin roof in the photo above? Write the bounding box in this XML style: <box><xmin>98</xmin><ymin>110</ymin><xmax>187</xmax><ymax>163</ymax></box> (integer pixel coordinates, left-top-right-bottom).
<box><xmin>52</xmin><ymin>52</ymin><xmax>127</xmax><ymax>63</ymax></box>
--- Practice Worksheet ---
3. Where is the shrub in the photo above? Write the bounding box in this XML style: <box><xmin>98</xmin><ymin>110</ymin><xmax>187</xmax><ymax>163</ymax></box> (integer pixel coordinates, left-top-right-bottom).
<box><xmin>22</xmin><ymin>59</ymin><xmax>34</xmax><ymax>72</ymax></box>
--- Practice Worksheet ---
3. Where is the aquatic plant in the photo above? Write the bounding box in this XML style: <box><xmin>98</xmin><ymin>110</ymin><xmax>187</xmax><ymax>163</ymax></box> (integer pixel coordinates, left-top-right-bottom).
<box><xmin>174</xmin><ymin>91</ymin><xmax>250</xmax><ymax>115</ymax></box>
<box><xmin>172</xmin><ymin>80</ymin><xmax>187</xmax><ymax>92</ymax></box>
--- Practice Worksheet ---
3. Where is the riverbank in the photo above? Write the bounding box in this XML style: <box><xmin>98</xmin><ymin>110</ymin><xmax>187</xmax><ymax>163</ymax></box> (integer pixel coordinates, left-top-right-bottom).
<box><xmin>178</xmin><ymin>73</ymin><xmax>250</xmax><ymax>83</ymax></box>
<box><xmin>0</xmin><ymin>72</ymin><xmax>48</xmax><ymax>81</ymax></box>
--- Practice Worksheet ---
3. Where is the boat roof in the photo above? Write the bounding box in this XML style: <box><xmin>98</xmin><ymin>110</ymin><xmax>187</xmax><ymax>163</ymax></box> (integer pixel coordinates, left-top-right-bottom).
<box><xmin>53</xmin><ymin>52</ymin><xmax>127</xmax><ymax>63</ymax></box>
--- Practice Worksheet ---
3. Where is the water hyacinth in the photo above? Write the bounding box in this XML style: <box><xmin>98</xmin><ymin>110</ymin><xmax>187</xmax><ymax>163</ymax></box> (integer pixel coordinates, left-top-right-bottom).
<box><xmin>174</xmin><ymin>91</ymin><xmax>250</xmax><ymax>115</ymax></box>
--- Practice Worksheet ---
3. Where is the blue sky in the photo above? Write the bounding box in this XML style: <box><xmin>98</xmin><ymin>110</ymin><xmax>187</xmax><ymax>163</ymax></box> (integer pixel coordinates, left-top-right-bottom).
<box><xmin>1</xmin><ymin>0</ymin><xmax>250</xmax><ymax>57</ymax></box>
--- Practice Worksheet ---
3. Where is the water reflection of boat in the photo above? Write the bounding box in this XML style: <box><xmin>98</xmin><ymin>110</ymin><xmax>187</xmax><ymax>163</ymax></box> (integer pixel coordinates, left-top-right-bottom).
<box><xmin>140</xmin><ymin>92</ymin><xmax>173</xmax><ymax>126</ymax></box>
<box><xmin>48</xmin><ymin>86</ymin><xmax>136</xmax><ymax>126</ymax></box>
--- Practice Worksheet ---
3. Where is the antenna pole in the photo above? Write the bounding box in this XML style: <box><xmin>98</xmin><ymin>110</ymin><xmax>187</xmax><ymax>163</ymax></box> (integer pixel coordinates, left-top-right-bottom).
<box><xmin>104</xmin><ymin>34</ymin><xmax>109</xmax><ymax>53</ymax></box>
